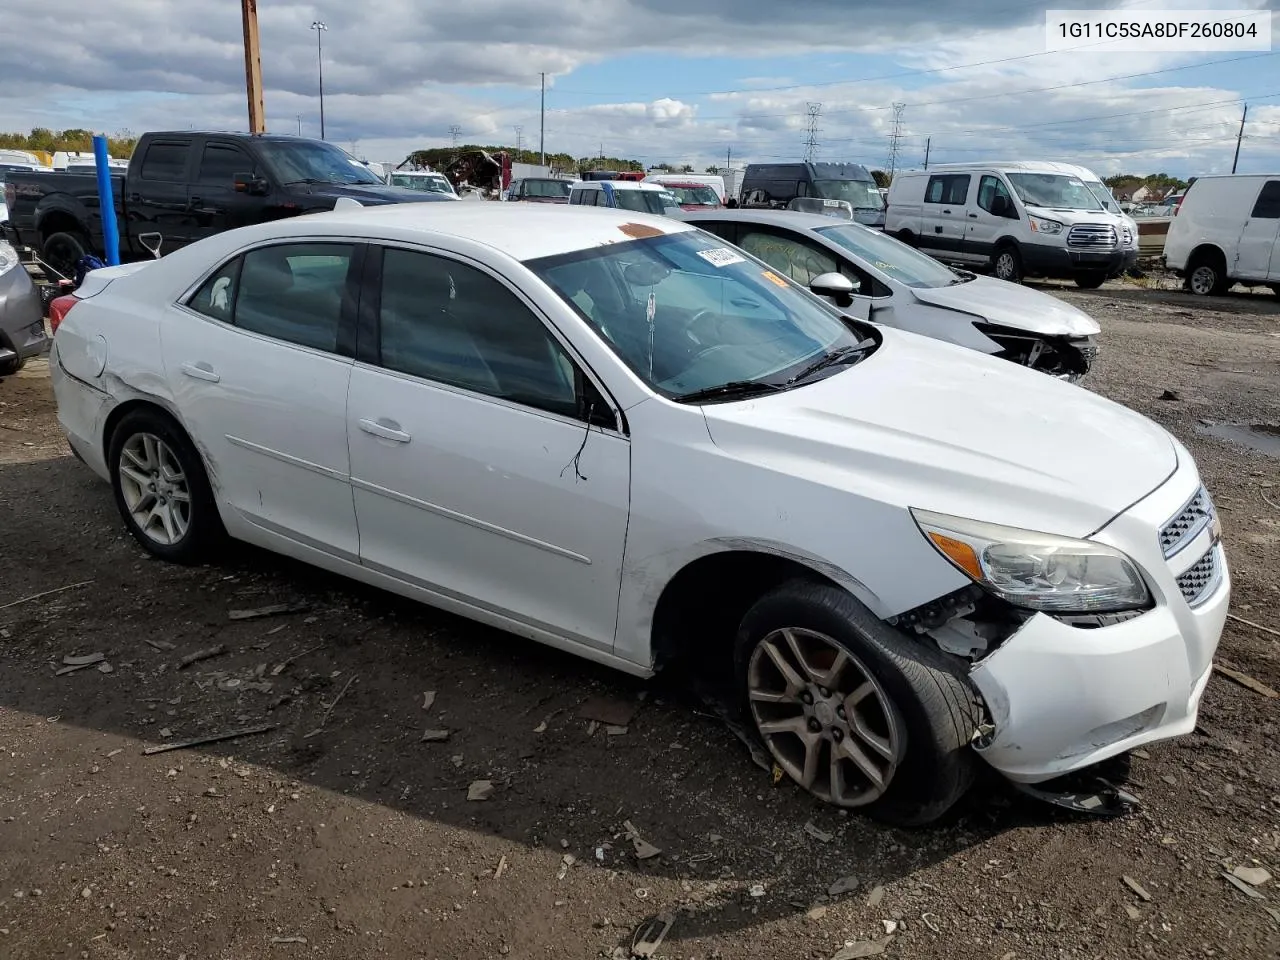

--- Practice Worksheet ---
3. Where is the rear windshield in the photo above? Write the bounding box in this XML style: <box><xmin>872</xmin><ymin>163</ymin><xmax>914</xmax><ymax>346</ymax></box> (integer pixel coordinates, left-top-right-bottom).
<box><xmin>667</xmin><ymin>184</ymin><xmax>720</xmax><ymax>205</ymax></box>
<box><xmin>524</xmin><ymin>179</ymin><xmax>572</xmax><ymax>198</ymax></box>
<box><xmin>614</xmin><ymin>190</ymin><xmax>667</xmax><ymax>215</ymax></box>
<box><xmin>811</xmin><ymin>178</ymin><xmax>884</xmax><ymax>211</ymax></box>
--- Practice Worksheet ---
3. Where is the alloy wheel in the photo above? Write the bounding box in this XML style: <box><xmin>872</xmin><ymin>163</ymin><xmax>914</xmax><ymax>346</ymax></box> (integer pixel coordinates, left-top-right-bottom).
<box><xmin>994</xmin><ymin>252</ymin><xmax>1017</xmax><ymax>282</ymax></box>
<box><xmin>118</xmin><ymin>432</ymin><xmax>192</xmax><ymax>546</ymax></box>
<box><xmin>747</xmin><ymin>627</ymin><xmax>904</xmax><ymax>806</ymax></box>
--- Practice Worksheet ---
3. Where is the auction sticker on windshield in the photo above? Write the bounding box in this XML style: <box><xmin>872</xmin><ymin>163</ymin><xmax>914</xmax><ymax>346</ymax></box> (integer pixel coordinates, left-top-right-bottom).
<box><xmin>697</xmin><ymin>248</ymin><xmax>747</xmax><ymax>267</ymax></box>
<box><xmin>761</xmin><ymin>270</ymin><xmax>789</xmax><ymax>288</ymax></box>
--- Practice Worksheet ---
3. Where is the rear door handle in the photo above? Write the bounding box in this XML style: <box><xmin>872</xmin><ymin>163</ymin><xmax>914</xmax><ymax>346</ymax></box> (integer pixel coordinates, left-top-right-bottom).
<box><xmin>180</xmin><ymin>361</ymin><xmax>220</xmax><ymax>383</ymax></box>
<box><xmin>358</xmin><ymin>418</ymin><xmax>411</xmax><ymax>443</ymax></box>
<box><xmin>942</xmin><ymin>209</ymin><xmax>951</xmax><ymax>214</ymax></box>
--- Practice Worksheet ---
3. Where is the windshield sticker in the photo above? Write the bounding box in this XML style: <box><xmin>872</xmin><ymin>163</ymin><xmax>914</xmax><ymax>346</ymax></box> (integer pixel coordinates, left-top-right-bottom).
<box><xmin>697</xmin><ymin>247</ymin><xmax>746</xmax><ymax>268</ymax></box>
<box><xmin>760</xmin><ymin>270</ymin><xmax>789</xmax><ymax>288</ymax></box>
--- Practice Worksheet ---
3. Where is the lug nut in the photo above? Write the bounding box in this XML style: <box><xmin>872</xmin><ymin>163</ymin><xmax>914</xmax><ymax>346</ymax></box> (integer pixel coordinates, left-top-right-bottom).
<box><xmin>800</xmin><ymin>691</ymin><xmax>813</xmax><ymax>705</ymax></box>
<box><xmin>807</xmin><ymin>718</ymin><xmax>821</xmax><ymax>733</ymax></box>
<box><xmin>819</xmin><ymin>687</ymin><xmax>830</xmax><ymax>698</ymax></box>
<box><xmin>832</xmin><ymin>728</ymin><xmax>844</xmax><ymax>742</ymax></box>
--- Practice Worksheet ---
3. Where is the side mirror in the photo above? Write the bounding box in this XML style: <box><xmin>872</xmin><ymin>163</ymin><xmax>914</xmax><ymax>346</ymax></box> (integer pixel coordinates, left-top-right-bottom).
<box><xmin>234</xmin><ymin>173</ymin><xmax>268</xmax><ymax>196</ymax></box>
<box><xmin>810</xmin><ymin>271</ymin><xmax>856</xmax><ymax>307</ymax></box>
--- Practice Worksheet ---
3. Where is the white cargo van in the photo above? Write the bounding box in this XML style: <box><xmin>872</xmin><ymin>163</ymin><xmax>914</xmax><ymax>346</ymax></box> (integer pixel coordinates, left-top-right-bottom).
<box><xmin>1162</xmin><ymin>174</ymin><xmax>1280</xmax><ymax>297</ymax></box>
<box><xmin>886</xmin><ymin>161</ymin><xmax>1137</xmax><ymax>288</ymax></box>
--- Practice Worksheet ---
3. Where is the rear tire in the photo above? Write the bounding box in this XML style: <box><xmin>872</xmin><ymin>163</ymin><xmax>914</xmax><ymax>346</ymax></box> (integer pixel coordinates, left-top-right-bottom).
<box><xmin>992</xmin><ymin>245</ymin><xmax>1022</xmax><ymax>284</ymax></box>
<box><xmin>0</xmin><ymin>356</ymin><xmax>25</xmax><ymax>377</ymax></box>
<box><xmin>1073</xmin><ymin>272</ymin><xmax>1107</xmax><ymax>289</ymax></box>
<box><xmin>41</xmin><ymin>230</ymin><xmax>90</xmax><ymax>282</ymax></box>
<box><xmin>1185</xmin><ymin>253</ymin><xmax>1228</xmax><ymax>296</ymax></box>
<box><xmin>735</xmin><ymin>578</ymin><xmax>980</xmax><ymax>827</ymax></box>
<box><xmin>108</xmin><ymin>408</ymin><xmax>225</xmax><ymax>564</ymax></box>
<box><xmin>895</xmin><ymin>229</ymin><xmax>916</xmax><ymax>247</ymax></box>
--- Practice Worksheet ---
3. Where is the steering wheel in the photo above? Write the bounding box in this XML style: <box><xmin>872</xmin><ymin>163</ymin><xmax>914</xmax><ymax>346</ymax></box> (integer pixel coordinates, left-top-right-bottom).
<box><xmin>686</xmin><ymin>308</ymin><xmax>723</xmax><ymax>346</ymax></box>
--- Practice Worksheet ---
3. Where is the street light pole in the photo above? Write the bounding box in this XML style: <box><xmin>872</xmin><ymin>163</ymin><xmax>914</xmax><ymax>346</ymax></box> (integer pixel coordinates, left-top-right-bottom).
<box><xmin>311</xmin><ymin>21</ymin><xmax>327</xmax><ymax>140</ymax></box>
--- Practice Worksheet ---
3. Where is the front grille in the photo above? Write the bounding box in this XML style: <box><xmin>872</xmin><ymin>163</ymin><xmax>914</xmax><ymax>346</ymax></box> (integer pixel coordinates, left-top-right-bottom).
<box><xmin>1176</xmin><ymin>545</ymin><xmax>1221</xmax><ymax>608</ymax></box>
<box><xmin>1159</xmin><ymin>486</ymin><xmax>1215</xmax><ymax>559</ymax></box>
<box><xmin>1067</xmin><ymin>223</ymin><xmax>1117</xmax><ymax>248</ymax></box>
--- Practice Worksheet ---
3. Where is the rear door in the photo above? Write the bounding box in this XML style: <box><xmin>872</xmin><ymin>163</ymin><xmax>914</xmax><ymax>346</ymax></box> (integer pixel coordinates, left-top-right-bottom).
<box><xmin>1236</xmin><ymin>179</ymin><xmax>1280</xmax><ymax>280</ymax></box>
<box><xmin>129</xmin><ymin>137</ymin><xmax>197</xmax><ymax>248</ymax></box>
<box><xmin>188</xmin><ymin>139</ymin><xmax>265</xmax><ymax>242</ymax></box>
<box><xmin>919</xmin><ymin>173</ymin><xmax>971</xmax><ymax>257</ymax></box>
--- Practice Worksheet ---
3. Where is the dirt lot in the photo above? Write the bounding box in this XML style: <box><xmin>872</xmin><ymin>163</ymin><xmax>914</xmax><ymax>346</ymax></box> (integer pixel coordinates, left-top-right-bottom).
<box><xmin>1</xmin><ymin>281</ymin><xmax>1278</xmax><ymax>960</ymax></box>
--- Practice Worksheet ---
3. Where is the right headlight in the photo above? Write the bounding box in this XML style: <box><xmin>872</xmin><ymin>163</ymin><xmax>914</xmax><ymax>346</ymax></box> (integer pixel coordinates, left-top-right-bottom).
<box><xmin>911</xmin><ymin>508</ymin><xmax>1151</xmax><ymax>613</ymax></box>
<box><xmin>1028</xmin><ymin>217</ymin><xmax>1063</xmax><ymax>235</ymax></box>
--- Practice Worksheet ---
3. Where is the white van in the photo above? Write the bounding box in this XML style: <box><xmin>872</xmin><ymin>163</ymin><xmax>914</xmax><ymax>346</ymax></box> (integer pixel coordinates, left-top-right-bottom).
<box><xmin>886</xmin><ymin>161</ymin><xmax>1137</xmax><ymax>288</ymax></box>
<box><xmin>1162</xmin><ymin>174</ymin><xmax>1280</xmax><ymax>297</ymax></box>
<box><xmin>569</xmin><ymin>180</ymin><xmax>676</xmax><ymax>215</ymax></box>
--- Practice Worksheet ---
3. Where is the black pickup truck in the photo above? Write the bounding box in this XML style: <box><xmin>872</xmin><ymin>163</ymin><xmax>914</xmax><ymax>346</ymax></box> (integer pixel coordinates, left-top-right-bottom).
<box><xmin>2</xmin><ymin>131</ymin><xmax>455</xmax><ymax>277</ymax></box>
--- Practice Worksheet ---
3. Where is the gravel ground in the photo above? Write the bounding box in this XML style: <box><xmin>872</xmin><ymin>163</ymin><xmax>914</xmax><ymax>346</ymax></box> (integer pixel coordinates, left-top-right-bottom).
<box><xmin>1</xmin><ymin>280</ymin><xmax>1278</xmax><ymax>960</ymax></box>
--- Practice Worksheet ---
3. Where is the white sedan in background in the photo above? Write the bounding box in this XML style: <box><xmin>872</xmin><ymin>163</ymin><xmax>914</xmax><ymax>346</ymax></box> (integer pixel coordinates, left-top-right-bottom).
<box><xmin>48</xmin><ymin>204</ymin><xmax>1227</xmax><ymax>824</ymax></box>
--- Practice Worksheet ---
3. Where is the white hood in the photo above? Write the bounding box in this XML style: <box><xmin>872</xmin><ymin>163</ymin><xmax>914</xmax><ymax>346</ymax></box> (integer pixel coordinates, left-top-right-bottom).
<box><xmin>700</xmin><ymin>330</ymin><xmax>1176</xmax><ymax>538</ymax></box>
<box><xmin>910</xmin><ymin>275</ymin><xmax>1101</xmax><ymax>337</ymax></box>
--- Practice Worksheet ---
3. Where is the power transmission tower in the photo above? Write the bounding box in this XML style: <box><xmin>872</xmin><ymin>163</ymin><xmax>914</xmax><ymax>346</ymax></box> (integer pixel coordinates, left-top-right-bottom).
<box><xmin>514</xmin><ymin>125</ymin><xmax>524</xmax><ymax>156</ymax></box>
<box><xmin>449</xmin><ymin>125</ymin><xmax>461</xmax><ymax>148</ymax></box>
<box><xmin>886</xmin><ymin>102</ymin><xmax>906</xmax><ymax>179</ymax></box>
<box><xmin>803</xmin><ymin>102</ymin><xmax>822</xmax><ymax>162</ymax></box>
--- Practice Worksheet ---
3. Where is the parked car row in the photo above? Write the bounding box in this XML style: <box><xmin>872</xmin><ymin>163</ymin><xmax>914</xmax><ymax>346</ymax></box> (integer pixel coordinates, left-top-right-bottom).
<box><xmin>44</xmin><ymin>202</ymin><xmax>1230</xmax><ymax>825</ymax></box>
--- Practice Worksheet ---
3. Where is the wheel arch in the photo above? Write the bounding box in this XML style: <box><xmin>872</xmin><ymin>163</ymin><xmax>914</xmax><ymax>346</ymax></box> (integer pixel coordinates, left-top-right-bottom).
<box><xmin>1187</xmin><ymin>242</ymin><xmax>1227</xmax><ymax>269</ymax></box>
<box><xmin>36</xmin><ymin>206</ymin><xmax>89</xmax><ymax>244</ymax></box>
<box><xmin>101</xmin><ymin>397</ymin><xmax>223</xmax><ymax>501</ymax></box>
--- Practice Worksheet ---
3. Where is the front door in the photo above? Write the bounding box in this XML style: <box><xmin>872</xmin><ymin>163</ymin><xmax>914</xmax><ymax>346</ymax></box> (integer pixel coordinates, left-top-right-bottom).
<box><xmin>963</xmin><ymin>174</ymin><xmax>1018</xmax><ymax>264</ymax></box>
<box><xmin>187</xmin><ymin>140</ymin><xmax>269</xmax><ymax>243</ymax></box>
<box><xmin>347</xmin><ymin>245</ymin><xmax>631</xmax><ymax>650</ymax></box>
<box><xmin>1237</xmin><ymin>179</ymin><xmax>1280</xmax><ymax>281</ymax></box>
<box><xmin>162</xmin><ymin>240</ymin><xmax>362</xmax><ymax>559</ymax></box>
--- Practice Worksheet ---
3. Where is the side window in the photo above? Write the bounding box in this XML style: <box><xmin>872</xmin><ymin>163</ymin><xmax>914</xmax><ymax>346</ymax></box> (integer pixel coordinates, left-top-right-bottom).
<box><xmin>139</xmin><ymin>141</ymin><xmax>190</xmax><ymax>182</ymax></box>
<box><xmin>925</xmin><ymin>176</ymin><xmax>947</xmax><ymax>204</ymax></box>
<box><xmin>377</xmin><ymin>248</ymin><xmax>581</xmax><ymax>419</ymax></box>
<box><xmin>738</xmin><ymin>230</ymin><xmax>839</xmax><ymax>285</ymax></box>
<box><xmin>977</xmin><ymin>175</ymin><xmax>1013</xmax><ymax>214</ymax></box>
<box><xmin>187</xmin><ymin>258</ymin><xmax>241</xmax><ymax>323</ymax></box>
<box><xmin>1250</xmin><ymin>180</ymin><xmax>1280</xmax><ymax>218</ymax></box>
<box><xmin>232</xmin><ymin>243</ymin><xmax>354</xmax><ymax>352</ymax></box>
<box><xmin>198</xmin><ymin>144</ymin><xmax>254</xmax><ymax>185</ymax></box>
<box><xmin>945</xmin><ymin>175</ymin><xmax>970</xmax><ymax>205</ymax></box>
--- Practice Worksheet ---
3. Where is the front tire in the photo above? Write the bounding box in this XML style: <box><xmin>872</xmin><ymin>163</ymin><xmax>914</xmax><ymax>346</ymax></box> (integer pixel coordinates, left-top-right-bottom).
<box><xmin>1186</xmin><ymin>254</ymin><xmax>1228</xmax><ymax>296</ymax></box>
<box><xmin>1073</xmin><ymin>272</ymin><xmax>1107</xmax><ymax>289</ymax></box>
<box><xmin>992</xmin><ymin>245</ymin><xmax>1022</xmax><ymax>284</ymax></box>
<box><xmin>735</xmin><ymin>578</ymin><xmax>980</xmax><ymax>826</ymax></box>
<box><xmin>0</xmin><ymin>356</ymin><xmax>26</xmax><ymax>377</ymax></box>
<box><xmin>41</xmin><ymin>231</ymin><xmax>90</xmax><ymax>282</ymax></box>
<box><xmin>108</xmin><ymin>408</ymin><xmax>224</xmax><ymax>564</ymax></box>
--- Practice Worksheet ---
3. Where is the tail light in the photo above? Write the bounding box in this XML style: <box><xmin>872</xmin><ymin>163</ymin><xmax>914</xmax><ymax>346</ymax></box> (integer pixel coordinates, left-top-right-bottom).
<box><xmin>48</xmin><ymin>293</ymin><xmax>79</xmax><ymax>334</ymax></box>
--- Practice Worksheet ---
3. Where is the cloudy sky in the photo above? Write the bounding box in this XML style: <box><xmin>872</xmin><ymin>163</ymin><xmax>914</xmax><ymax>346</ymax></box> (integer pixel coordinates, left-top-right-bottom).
<box><xmin>2</xmin><ymin>0</ymin><xmax>1278</xmax><ymax>177</ymax></box>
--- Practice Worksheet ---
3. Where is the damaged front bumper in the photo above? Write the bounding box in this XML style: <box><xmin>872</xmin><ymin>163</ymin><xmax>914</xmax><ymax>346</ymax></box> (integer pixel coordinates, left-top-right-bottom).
<box><xmin>962</xmin><ymin>465</ymin><xmax>1229</xmax><ymax>784</ymax></box>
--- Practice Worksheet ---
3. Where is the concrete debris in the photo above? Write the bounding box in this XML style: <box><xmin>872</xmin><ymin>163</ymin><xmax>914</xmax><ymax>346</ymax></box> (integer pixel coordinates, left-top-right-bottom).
<box><xmin>606</xmin><ymin>725</ymin><xmax>628</xmax><ymax>736</ymax></box>
<box><xmin>832</xmin><ymin>937</ymin><xmax>892</xmax><ymax>959</ymax></box>
<box><xmin>227</xmin><ymin>603</ymin><xmax>309</xmax><ymax>621</ymax></box>
<box><xmin>534</xmin><ymin>721</ymin><xmax>548</xmax><ymax>734</ymax></box>
<box><xmin>1232</xmin><ymin>866</ymin><xmax>1272</xmax><ymax>887</ymax></box>
<box><xmin>158</xmin><ymin>728</ymin><xmax>173</xmax><ymax>738</ymax></box>
<box><xmin>804</xmin><ymin>821</ymin><xmax>833</xmax><ymax>843</ymax></box>
<box><xmin>1123</xmin><ymin>876</ymin><xmax>1153</xmax><ymax>902</ymax></box>
<box><xmin>867</xmin><ymin>885</ymin><xmax>886</xmax><ymax>908</ymax></box>
<box><xmin>882</xmin><ymin>920</ymin><xmax>900</xmax><ymax>935</ymax></box>
<box><xmin>467</xmin><ymin>780</ymin><xmax>494</xmax><ymax>802</ymax></box>
<box><xmin>1223</xmin><ymin>872</ymin><xmax>1267</xmax><ymax>900</ymax></box>
<box><xmin>1125</xmin><ymin>904</ymin><xmax>1141</xmax><ymax>920</ymax></box>
<box><xmin>749</xmin><ymin>883</ymin><xmax>766</xmax><ymax>898</ymax></box>
<box><xmin>557</xmin><ymin>854</ymin><xmax>575</xmax><ymax>880</ymax></box>
<box><xmin>421</xmin><ymin>729</ymin><xmax>450</xmax><ymax>743</ymax></box>
<box><xmin>577</xmin><ymin>695</ymin><xmax>639</xmax><ymax>728</ymax></box>
<box><xmin>828</xmin><ymin>875</ymin><xmax>859</xmax><ymax>897</ymax></box>
<box><xmin>806</xmin><ymin>906</ymin><xmax>828</xmax><ymax>921</ymax></box>
<box><xmin>422</xmin><ymin>691</ymin><xmax>436</xmax><ymax>712</ymax></box>
<box><xmin>97</xmin><ymin>662</ymin><xmax>114</xmax><ymax>674</ymax></box>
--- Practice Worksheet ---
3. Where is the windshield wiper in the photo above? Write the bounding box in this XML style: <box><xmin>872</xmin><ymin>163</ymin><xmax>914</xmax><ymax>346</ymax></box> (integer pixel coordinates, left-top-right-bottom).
<box><xmin>785</xmin><ymin>341</ymin><xmax>874</xmax><ymax>385</ymax></box>
<box><xmin>284</xmin><ymin>178</ymin><xmax>332</xmax><ymax>185</ymax></box>
<box><xmin>948</xmin><ymin>270</ymin><xmax>976</xmax><ymax>284</ymax></box>
<box><xmin>674</xmin><ymin>381</ymin><xmax>784</xmax><ymax>404</ymax></box>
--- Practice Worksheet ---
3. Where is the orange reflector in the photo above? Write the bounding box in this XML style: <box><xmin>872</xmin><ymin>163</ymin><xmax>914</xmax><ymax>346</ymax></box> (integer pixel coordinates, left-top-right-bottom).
<box><xmin>927</xmin><ymin>532</ymin><xmax>983</xmax><ymax>581</ymax></box>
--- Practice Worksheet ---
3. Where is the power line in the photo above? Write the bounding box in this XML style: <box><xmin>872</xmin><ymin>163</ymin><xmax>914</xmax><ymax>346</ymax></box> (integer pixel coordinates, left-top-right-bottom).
<box><xmin>803</xmin><ymin>102</ymin><xmax>821</xmax><ymax>161</ymax></box>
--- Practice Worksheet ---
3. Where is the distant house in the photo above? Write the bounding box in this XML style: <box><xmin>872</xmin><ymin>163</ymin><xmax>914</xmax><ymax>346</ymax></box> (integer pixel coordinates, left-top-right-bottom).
<box><xmin>1111</xmin><ymin>183</ymin><xmax>1151</xmax><ymax>203</ymax></box>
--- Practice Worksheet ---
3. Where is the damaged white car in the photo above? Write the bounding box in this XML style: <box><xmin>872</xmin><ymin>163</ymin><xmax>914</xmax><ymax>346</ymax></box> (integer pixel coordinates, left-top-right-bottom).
<box><xmin>48</xmin><ymin>204</ymin><xmax>1228</xmax><ymax>825</ymax></box>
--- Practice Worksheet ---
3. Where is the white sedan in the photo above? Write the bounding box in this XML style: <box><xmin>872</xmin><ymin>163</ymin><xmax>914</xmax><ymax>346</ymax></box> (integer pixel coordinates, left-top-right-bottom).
<box><xmin>48</xmin><ymin>204</ymin><xmax>1228</xmax><ymax>824</ymax></box>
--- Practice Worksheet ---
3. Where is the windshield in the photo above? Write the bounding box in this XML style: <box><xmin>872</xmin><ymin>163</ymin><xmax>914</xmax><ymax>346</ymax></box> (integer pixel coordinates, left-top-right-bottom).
<box><xmin>527</xmin><ymin>230</ymin><xmax>871</xmax><ymax>400</ymax></box>
<box><xmin>668</xmin><ymin>184</ymin><xmax>720</xmax><ymax>206</ymax></box>
<box><xmin>613</xmin><ymin>189</ymin><xmax>668</xmax><ymax>215</ymax></box>
<box><xmin>811</xmin><ymin>179</ymin><xmax>884</xmax><ymax>210</ymax></box>
<box><xmin>258</xmin><ymin>140</ymin><xmax>384</xmax><ymax>185</ymax></box>
<box><xmin>1006</xmin><ymin>173</ymin><xmax>1104</xmax><ymax>211</ymax></box>
<box><xmin>390</xmin><ymin>173</ymin><xmax>453</xmax><ymax>194</ymax></box>
<box><xmin>525</xmin><ymin>179</ymin><xmax>572</xmax><ymax>199</ymax></box>
<box><xmin>816</xmin><ymin>224</ymin><xmax>961</xmax><ymax>288</ymax></box>
<box><xmin>1082</xmin><ymin>179</ymin><xmax>1122</xmax><ymax>214</ymax></box>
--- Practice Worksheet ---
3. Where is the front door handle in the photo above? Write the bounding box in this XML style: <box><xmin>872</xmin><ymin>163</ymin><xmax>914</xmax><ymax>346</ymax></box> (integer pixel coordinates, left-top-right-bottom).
<box><xmin>358</xmin><ymin>418</ymin><xmax>411</xmax><ymax>443</ymax></box>
<box><xmin>968</xmin><ymin>212</ymin><xmax>978</xmax><ymax>219</ymax></box>
<box><xmin>942</xmin><ymin>208</ymin><xmax>951</xmax><ymax>214</ymax></box>
<box><xmin>180</xmin><ymin>361</ymin><xmax>220</xmax><ymax>382</ymax></box>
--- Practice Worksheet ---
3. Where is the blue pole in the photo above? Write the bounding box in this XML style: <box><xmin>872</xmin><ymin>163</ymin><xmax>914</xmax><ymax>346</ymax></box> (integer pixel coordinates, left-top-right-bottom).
<box><xmin>92</xmin><ymin>135</ymin><xmax>120</xmax><ymax>266</ymax></box>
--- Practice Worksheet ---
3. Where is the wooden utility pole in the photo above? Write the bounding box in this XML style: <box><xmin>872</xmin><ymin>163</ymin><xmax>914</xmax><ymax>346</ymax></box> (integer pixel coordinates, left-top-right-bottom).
<box><xmin>241</xmin><ymin>0</ymin><xmax>265</xmax><ymax>133</ymax></box>
<box><xmin>1231</xmin><ymin>103</ymin><xmax>1247</xmax><ymax>174</ymax></box>
<box><xmin>539</xmin><ymin>72</ymin><xmax>546</xmax><ymax>167</ymax></box>
<box><xmin>923</xmin><ymin>137</ymin><xmax>931</xmax><ymax>169</ymax></box>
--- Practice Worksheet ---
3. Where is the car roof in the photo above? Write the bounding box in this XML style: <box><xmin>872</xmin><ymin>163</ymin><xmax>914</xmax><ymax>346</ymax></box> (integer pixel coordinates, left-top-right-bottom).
<box><xmin>913</xmin><ymin>160</ymin><xmax>1102</xmax><ymax>176</ymax></box>
<box><xmin>572</xmin><ymin>180</ymin><xmax>665</xmax><ymax>191</ymax></box>
<box><xmin>252</xmin><ymin>202</ymin><xmax>695</xmax><ymax>261</ymax></box>
<box><xmin>677</xmin><ymin>208</ymin><xmax>853</xmax><ymax>231</ymax></box>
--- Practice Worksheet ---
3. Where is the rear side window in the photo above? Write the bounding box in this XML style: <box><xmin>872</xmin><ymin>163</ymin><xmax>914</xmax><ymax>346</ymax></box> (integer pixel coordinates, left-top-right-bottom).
<box><xmin>1250</xmin><ymin>180</ymin><xmax>1280</xmax><ymax>218</ymax></box>
<box><xmin>187</xmin><ymin>259</ymin><xmax>241</xmax><ymax>324</ymax></box>
<box><xmin>139</xmin><ymin>141</ymin><xmax>191</xmax><ymax>182</ymax></box>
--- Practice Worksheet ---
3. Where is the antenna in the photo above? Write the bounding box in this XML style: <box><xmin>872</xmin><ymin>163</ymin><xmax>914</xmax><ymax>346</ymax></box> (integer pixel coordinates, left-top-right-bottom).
<box><xmin>803</xmin><ymin>102</ymin><xmax>822</xmax><ymax>162</ymax></box>
<box><xmin>887</xmin><ymin>102</ymin><xmax>906</xmax><ymax>179</ymax></box>
<box><xmin>449</xmin><ymin>124</ymin><xmax>461</xmax><ymax>148</ymax></box>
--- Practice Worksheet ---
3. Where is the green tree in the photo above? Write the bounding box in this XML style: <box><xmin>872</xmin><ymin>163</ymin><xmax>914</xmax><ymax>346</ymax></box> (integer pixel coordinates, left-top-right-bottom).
<box><xmin>870</xmin><ymin>169</ymin><xmax>890</xmax><ymax>188</ymax></box>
